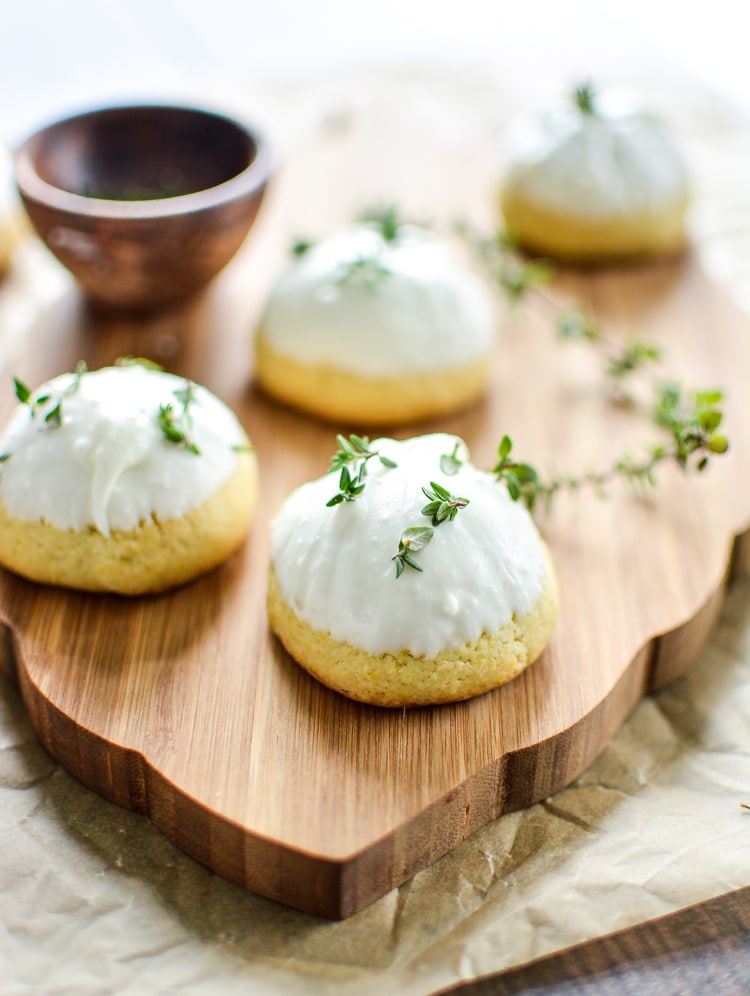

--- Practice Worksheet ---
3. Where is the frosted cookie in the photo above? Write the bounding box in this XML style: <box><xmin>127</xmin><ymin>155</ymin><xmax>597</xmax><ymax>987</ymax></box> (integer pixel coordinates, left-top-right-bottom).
<box><xmin>255</xmin><ymin>213</ymin><xmax>495</xmax><ymax>425</ymax></box>
<box><xmin>268</xmin><ymin>433</ymin><xmax>558</xmax><ymax>707</ymax></box>
<box><xmin>499</xmin><ymin>85</ymin><xmax>690</xmax><ymax>263</ymax></box>
<box><xmin>0</xmin><ymin>362</ymin><xmax>258</xmax><ymax>593</ymax></box>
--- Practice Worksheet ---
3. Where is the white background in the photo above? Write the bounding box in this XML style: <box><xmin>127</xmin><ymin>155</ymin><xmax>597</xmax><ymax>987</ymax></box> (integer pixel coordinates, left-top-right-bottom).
<box><xmin>1</xmin><ymin>0</ymin><xmax>748</xmax><ymax>144</ymax></box>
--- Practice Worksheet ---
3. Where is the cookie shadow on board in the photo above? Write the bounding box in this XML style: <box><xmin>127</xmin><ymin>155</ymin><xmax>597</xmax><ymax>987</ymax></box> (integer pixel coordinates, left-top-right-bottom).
<box><xmin>0</xmin><ymin>537</ymin><xmax>250</xmax><ymax>686</ymax></box>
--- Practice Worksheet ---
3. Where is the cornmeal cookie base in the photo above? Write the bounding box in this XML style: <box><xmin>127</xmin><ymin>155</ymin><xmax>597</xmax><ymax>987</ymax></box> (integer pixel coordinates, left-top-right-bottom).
<box><xmin>0</xmin><ymin>211</ymin><xmax>22</xmax><ymax>276</ymax></box>
<box><xmin>500</xmin><ymin>188</ymin><xmax>688</xmax><ymax>263</ymax></box>
<box><xmin>0</xmin><ymin>451</ymin><xmax>258</xmax><ymax>594</ymax></box>
<box><xmin>267</xmin><ymin>548</ymin><xmax>558</xmax><ymax>707</ymax></box>
<box><xmin>254</xmin><ymin>332</ymin><xmax>491</xmax><ymax>425</ymax></box>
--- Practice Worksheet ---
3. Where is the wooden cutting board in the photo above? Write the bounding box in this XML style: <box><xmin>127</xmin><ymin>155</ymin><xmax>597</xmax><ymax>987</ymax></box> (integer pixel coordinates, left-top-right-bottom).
<box><xmin>1</xmin><ymin>106</ymin><xmax>750</xmax><ymax>919</ymax></box>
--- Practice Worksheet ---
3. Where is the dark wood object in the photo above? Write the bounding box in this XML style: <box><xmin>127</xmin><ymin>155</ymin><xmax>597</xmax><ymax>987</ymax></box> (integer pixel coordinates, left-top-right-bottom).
<box><xmin>440</xmin><ymin>885</ymin><xmax>750</xmax><ymax>994</ymax></box>
<box><xmin>14</xmin><ymin>104</ymin><xmax>272</xmax><ymax>309</ymax></box>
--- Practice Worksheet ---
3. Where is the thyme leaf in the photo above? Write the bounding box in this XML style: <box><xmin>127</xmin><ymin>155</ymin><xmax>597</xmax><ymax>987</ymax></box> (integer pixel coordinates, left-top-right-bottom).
<box><xmin>326</xmin><ymin>463</ymin><xmax>367</xmax><ymax>506</ymax></box>
<box><xmin>157</xmin><ymin>381</ymin><xmax>201</xmax><ymax>455</ymax></box>
<box><xmin>456</xmin><ymin>221</ymin><xmax>552</xmax><ymax>304</ymax></box>
<box><xmin>13</xmin><ymin>377</ymin><xmax>31</xmax><ymax>405</ymax></box>
<box><xmin>360</xmin><ymin>205</ymin><xmax>402</xmax><ymax>242</ymax></box>
<box><xmin>557</xmin><ymin>308</ymin><xmax>662</xmax><ymax>385</ymax></box>
<box><xmin>421</xmin><ymin>481</ymin><xmax>470</xmax><ymax>524</ymax></box>
<box><xmin>439</xmin><ymin>441</ymin><xmax>463</xmax><ymax>476</ymax></box>
<box><xmin>394</xmin><ymin>478</ymin><xmax>470</xmax><ymax>577</ymax></box>
<box><xmin>492</xmin><ymin>390</ymin><xmax>729</xmax><ymax>514</ymax></box>
<box><xmin>392</xmin><ymin>525</ymin><xmax>433</xmax><ymax>578</ymax></box>
<box><xmin>573</xmin><ymin>82</ymin><xmax>598</xmax><ymax>116</ymax></box>
<box><xmin>13</xmin><ymin>361</ymin><xmax>87</xmax><ymax>430</ymax></box>
<box><xmin>291</xmin><ymin>238</ymin><xmax>314</xmax><ymax>257</ymax></box>
<box><xmin>115</xmin><ymin>356</ymin><xmax>164</xmax><ymax>371</ymax></box>
<box><xmin>326</xmin><ymin>434</ymin><xmax>397</xmax><ymax>505</ymax></box>
<box><xmin>335</xmin><ymin>253</ymin><xmax>392</xmax><ymax>289</ymax></box>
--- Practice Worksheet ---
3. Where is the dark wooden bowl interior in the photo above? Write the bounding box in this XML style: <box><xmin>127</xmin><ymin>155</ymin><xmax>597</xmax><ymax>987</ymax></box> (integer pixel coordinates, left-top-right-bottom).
<box><xmin>30</xmin><ymin>106</ymin><xmax>259</xmax><ymax>202</ymax></box>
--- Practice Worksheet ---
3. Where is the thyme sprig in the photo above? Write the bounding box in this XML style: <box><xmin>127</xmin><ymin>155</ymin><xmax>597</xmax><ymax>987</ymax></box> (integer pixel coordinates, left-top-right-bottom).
<box><xmin>291</xmin><ymin>238</ymin><xmax>314</xmax><ymax>257</ymax></box>
<box><xmin>360</xmin><ymin>205</ymin><xmax>402</xmax><ymax>242</ymax></box>
<box><xmin>492</xmin><ymin>383</ymin><xmax>728</xmax><ymax>513</ymax></box>
<box><xmin>392</xmin><ymin>525</ymin><xmax>433</xmax><ymax>578</ymax></box>
<box><xmin>115</xmin><ymin>355</ymin><xmax>164</xmax><ymax>371</ymax></box>
<box><xmin>421</xmin><ymin>482</ymin><xmax>470</xmax><ymax>525</ymax></box>
<box><xmin>290</xmin><ymin>204</ymin><xmax>405</xmax><ymax>263</ymax></box>
<box><xmin>653</xmin><ymin>383</ymin><xmax>728</xmax><ymax>468</ymax></box>
<box><xmin>457</xmin><ymin>222</ymin><xmax>553</xmax><ymax>303</ymax></box>
<box><xmin>158</xmin><ymin>381</ymin><xmax>201</xmax><ymax>455</ymax></box>
<box><xmin>462</xmin><ymin>221</ymin><xmax>671</xmax><ymax>395</ymax></box>
<box><xmin>393</xmin><ymin>479</ymin><xmax>470</xmax><ymax>577</ymax></box>
<box><xmin>493</xmin><ymin>435</ymin><xmax>546</xmax><ymax>509</ymax></box>
<box><xmin>335</xmin><ymin>253</ymin><xmax>392</xmax><ymax>289</ymax></box>
<box><xmin>14</xmin><ymin>361</ymin><xmax>87</xmax><ymax>430</ymax></box>
<box><xmin>326</xmin><ymin>434</ymin><xmax>397</xmax><ymax>506</ymax></box>
<box><xmin>573</xmin><ymin>82</ymin><xmax>598</xmax><ymax>116</ymax></box>
<box><xmin>327</xmin><ymin>463</ymin><xmax>367</xmax><ymax>506</ymax></box>
<box><xmin>439</xmin><ymin>441</ymin><xmax>463</xmax><ymax>476</ymax></box>
<box><xmin>329</xmin><ymin>433</ymin><xmax>398</xmax><ymax>474</ymax></box>
<box><xmin>556</xmin><ymin>307</ymin><xmax>662</xmax><ymax>388</ymax></box>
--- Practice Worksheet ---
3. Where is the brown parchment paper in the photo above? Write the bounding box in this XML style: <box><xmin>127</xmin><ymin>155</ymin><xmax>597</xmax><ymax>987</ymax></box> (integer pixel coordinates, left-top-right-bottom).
<box><xmin>2</xmin><ymin>60</ymin><xmax>750</xmax><ymax>995</ymax></box>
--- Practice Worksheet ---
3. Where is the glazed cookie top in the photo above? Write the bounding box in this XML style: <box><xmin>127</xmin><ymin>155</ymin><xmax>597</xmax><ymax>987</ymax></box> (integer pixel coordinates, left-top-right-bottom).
<box><xmin>0</xmin><ymin>364</ymin><xmax>248</xmax><ymax>536</ymax></box>
<box><xmin>259</xmin><ymin>224</ymin><xmax>495</xmax><ymax>376</ymax></box>
<box><xmin>270</xmin><ymin>433</ymin><xmax>549</xmax><ymax>657</ymax></box>
<box><xmin>502</xmin><ymin>89</ymin><xmax>689</xmax><ymax>218</ymax></box>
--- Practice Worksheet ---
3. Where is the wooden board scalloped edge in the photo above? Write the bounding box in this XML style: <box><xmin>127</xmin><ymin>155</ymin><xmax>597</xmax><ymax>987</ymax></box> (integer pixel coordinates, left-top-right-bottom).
<box><xmin>1</xmin><ymin>525</ymin><xmax>747</xmax><ymax>920</ymax></box>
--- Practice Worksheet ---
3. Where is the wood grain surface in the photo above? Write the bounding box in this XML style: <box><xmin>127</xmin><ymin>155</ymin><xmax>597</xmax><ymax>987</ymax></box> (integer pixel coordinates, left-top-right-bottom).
<box><xmin>440</xmin><ymin>884</ymin><xmax>750</xmax><ymax>994</ymax></box>
<box><xmin>1</xmin><ymin>108</ymin><xmax>750</xmax><ymax>919</ymax></box>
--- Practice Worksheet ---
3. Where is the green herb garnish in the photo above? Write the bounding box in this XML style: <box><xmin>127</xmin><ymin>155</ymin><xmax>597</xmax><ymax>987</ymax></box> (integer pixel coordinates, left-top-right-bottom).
<box><xmin>421</xmin><ymin>481</ymin><xmax>470</xmax><ymax>525</ymax></box>
<box><xmin>361</xmin><ymin>205</ymin><xmax>402</xmax><ymax>243</ymax></box>
<box><xmin>115</xmin><ymin>356</ymin><xmax>164</xmax><ymax>371</ymax></box>
<box><xmin>158</xmin><ymin>381</ymin><xmax>200</xmax><ymax>455</ymax></box>
<box><xmin>439</xmin><ymin>442</ymin><xmax>463</xmax><ymax>476</ymax></box>
<box><xmin>291</xmin><ymin>238</ymin><xmax>314</xmax><ymax>257</ymax></box>
<box><xmin>393</xmin><ymin>475</ymin><xmax>470</xmax><ymax>577</ymax></box>
<box><xmin>80</xmin><ymin>175</ymin><xmax>189</xmax><ymax>201</ymax></box>
<box><xmin>492</xmin><ymin>435</ymin><xmax>545</xmax><ymax>510</ymax></box>
<box><xmin>557</xmin><ymin>308</ymin><xmax>662</xmax><ymax>386</ymax></box>
<box><xmin>326</xmin><ymin>463</ymin><xmax>367</xmax><ymax>506</ymax></box>
<box><xmin>492</xmin><ymin>385</ymin><xmax>729</xmax><ymax>513</ymax></box>
<box><xmin>13</xmin><ymin>361</ymin><xmax>86</xmax><ymax>430</ymax></box>
<box><xmin>653</xmin><ymin>383</ymin><xmax>728</xmax><ymax>468</ymax></box>
<box><xmin>573</xmin><ymin>82</ymin><xmax>598</xmax><ymax>116</ymax></box>
<box><xmin>326</xmin><ymin>434</ymin><xmax>397</xmax><ymax>506</ymax></box>
<box><xmin>329</xmin><ymin>433</ymin><xmax>397</xmax><ymax>473</ymax></box>
<box><xmin>457</xmin><ymin>222</ymin><xmax>552</xmax><ymax>304</ymax></box>
<box><xmin>336</xmin><ymin>253</ymin><xmax>392</xmax><ymax>289</ymax></box>
<box><xmin>13</xmin><ymin>377</ymin><xmax>31</xmax><ymax>406</ymax></box>
<box><xmin>392</xmin><ymin>525</ymin><xmax>434</xmax><ymax>578</ymax></box>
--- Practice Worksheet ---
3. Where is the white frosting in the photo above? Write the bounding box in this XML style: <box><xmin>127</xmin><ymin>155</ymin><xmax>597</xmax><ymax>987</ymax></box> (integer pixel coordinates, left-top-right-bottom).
<box><xmin>503</xmin><ymin>93</ymin><xmax>689</xmax><ymax>218</ymax></box>
<box><xmin>270</xmin><ymin>433</ymin><xmax>547</xmax><ymax>657</ymax></box>
<box><xmin>0</xmin><ymin>365</ymin><xmax>246</xmax><ymax>536</ymax></box>
<box><xmin>259</xmin><ymin>225</ymin><xmax>495</xmax><ymax>376</ymax></box>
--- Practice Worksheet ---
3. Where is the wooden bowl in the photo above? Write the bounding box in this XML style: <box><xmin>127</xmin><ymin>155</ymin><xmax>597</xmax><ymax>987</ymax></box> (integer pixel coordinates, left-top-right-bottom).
<box><xmin>14</xmin><ymin>104</ymin><xmax>272</xmax><ymax>309</ymax></box>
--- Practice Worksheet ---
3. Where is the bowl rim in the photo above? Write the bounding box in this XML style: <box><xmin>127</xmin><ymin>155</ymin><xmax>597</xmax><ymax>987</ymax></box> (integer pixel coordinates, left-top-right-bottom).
<box><xmin>13</xmin><ymin>101</ymin><xmax>274</xmax><ymax>220</ymax></box>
